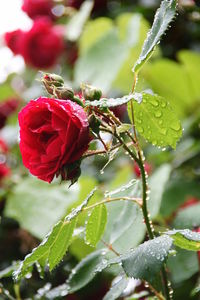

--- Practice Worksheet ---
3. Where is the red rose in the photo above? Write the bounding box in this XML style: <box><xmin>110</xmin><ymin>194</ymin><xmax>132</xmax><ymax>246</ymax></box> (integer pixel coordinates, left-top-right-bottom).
<box><xmin>4</xmin><ymin>30</ymin><xmax>24</xmax><ymax>55</ymax></box>
<box><xmin>22</xmin><ymin>0</ymin><xmax>54</xmax><ymax>20</ymax></box>
<box><xmin>18</xmin><ymin>97</ymin><xmax>90</xmax><ymax>183</ymax></box>
<box><xmin>0</xmin><ymin>98</ymin><xmax>19</xmax><ymax>129</ymax></box>
<box><xmin>20</xmin><ymin>18</ymin><xmax>64</xmax><ymax>69</ymax></box>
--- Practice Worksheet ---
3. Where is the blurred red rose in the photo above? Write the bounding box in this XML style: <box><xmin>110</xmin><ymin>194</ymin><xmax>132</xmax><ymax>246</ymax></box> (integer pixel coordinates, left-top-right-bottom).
<box><xmin>4</xmin><ymin>29</ymin><xmax>24</xmax><ymax>55</ymax></box>
<box><xmin>18</xmin><ymin>97</ymin><xmax>90</xmax><ymax>183</ymax></box>
<box><xmin>22</xmin><ymin>0</ymin><xmax>54</xmax><ymax>20</ymax></box>
<box><xmin>0</xmin><ymin>98</ymin><xmax>19</xmax><ymax>129</ymax></box>
<box><xmin>0</xmin><ymin>164</ymin><xmax>10</xmax><ymax>181</ymax></box>
<box><xmin>5</xmin><ymin>19</ymin><xmax>64</xmax><ymax>69</ymax></box>
<box><xmin>0</xmin><ymin>139</ymin><xmax>9</xmax><ymax>154</ymax></box>
<box><xmin>20</xmin><ymin>18</ymin><xmax>64</xmax><ymax>69</ymax></box>
<box><xmin>133</xmin><ymin>162</ymin><xmax>152</xmax><ymax>178</ymax></box>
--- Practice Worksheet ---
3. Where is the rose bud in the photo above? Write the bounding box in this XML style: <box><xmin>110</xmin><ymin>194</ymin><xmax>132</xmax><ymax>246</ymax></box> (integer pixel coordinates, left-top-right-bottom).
<box><xmin>4</xmin><ymin>29</ymin><xmax>24</xmax><ymax>55</ymax></box>
<box><xmin>18</xmin><ymin>97</ymin><xmax>90</xmax><ymax>183</ymax></box>
<box><xmin>81</xmin><ymin>83</ymin><xmax>102</xmax><ymax>101</ymax></box>
<box><xmin>133</xmin><ymin>162</ymin><xmax>152</xmax><ymax>178</ymax></box>
<box><xmin>20</xmin><ymin>18</ymin><xmax>64</xmax><ymax>69</ymax></box>
<box><xmin>22</xmin><ymin>0</ymin><xmax>54</xmax><ymax>20</ymax></box>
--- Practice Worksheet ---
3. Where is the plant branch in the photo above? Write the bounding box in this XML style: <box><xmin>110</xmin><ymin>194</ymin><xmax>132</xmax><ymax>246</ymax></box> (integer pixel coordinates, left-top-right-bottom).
<box><xmin>83</xmin><ymin>196</ymin><xmax>142</xmax><ymax>212</ymax></box>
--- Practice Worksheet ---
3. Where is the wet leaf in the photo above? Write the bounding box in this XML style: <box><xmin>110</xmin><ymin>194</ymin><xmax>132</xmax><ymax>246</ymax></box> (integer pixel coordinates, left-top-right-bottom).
<box><xmin>133</xmin><ymin>0</ymin><xmax>177</xmax><ymax>74</ymax></box>
<box><xmin>128</xmin><ymin>93</ymin><xmax>182</xmax><ymax>149</ymax></box>
<box><xmin>166</xmin><ymin>229</ymin><xmax>200</xmax><ymax>251</ymax></box>
<box><xmin>85</xmin><ymin>204</ymin><xmax>107</xmax><ymax>247</ymax></box>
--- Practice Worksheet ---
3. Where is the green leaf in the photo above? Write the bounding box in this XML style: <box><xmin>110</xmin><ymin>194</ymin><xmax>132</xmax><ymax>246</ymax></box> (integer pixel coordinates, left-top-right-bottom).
<box><xmin>0</xmin><ymin>83</ymin><xmax>16</xmax><ymax>102</ymax></box>
<box><xmin>4</xmin><ymin>178</ymin><xmax>79</xmax><ymax>239</ymax></box>
<box><xmin>148</xmin><ymin>164</ymin><xmax>171</xmax><ymax>218</ymax></box>
<box><xmin>48</xmin><ymin>219</ymin><xmax>76</xmax><ymax>271</ymax></box>
<box><xmin>85</xmin><ymin>93</ymin><xmax>142</xmax><ymax>108</ymax></box>
<box><xmin>112</xmin><ymin>13</ymin><xmax>150</xmax><ymax>93</ymax></box>
<box><xmin>103</xmin><ymin>276</ymin><xmax>128</xmax><ymax>300</ymax></box>
<box><xmin>66</xmin><ymin>1</ymin><xmax>93</xmax><ymax>42</ymax></box>
<box><xmin>75</xmin><ymin>30</ymin><xmax>128</xmax><ymax>93</ymax></box>
<box><xmin>143</xmin><ymin>59</ymin><xmax>192</xmax><ymax>117</ymax></box>
<box><xmin>14</xmin><ymin>188</ymin><xmax>96</xmax><ymax>280</ymax></box>
<box><xmin>14</xmin><ymin>219</ymin><xmax>76</xmax><ymax>280</ymax></box>
<box><xmin>178</xmin><ymin>50</ymin><xmax>200</xmax><ymax>102</ymax></box>
<box><xmin>133</xmin><ymin>0</ymin><xmax>177</xmax><ymax>74</ymax></box>
<box><xmin>166</xmin><ymin>229</ymin><xmax>200</xmax><ymax>251</ymax></box>
<box><xmin>160</xmin><ymin>179</ymin><xmax>200</xmax><ymax>217</ymax></box>
<box><xmin>167</xmin><ymin>248</ymin><xmax>199</xmax><ymax>284</ymax></box>
<box><xmin>121</xmin><ymin>235</ymin><xmax>173</xmax><ymax>285</ymax></box>
<box><xmin>104</xmin><ymin>179</ymin><xmax>146</xmax><ymax>253</ymax></box>
<box><xmin>128</xmin><ymin>93</ymin><xmax>182</xmax><ymax>149</ymax></box>
<box><xmin>79</xmin><ymin>17</ymin><xmax>113</xmax><ymax>54</ymax></box>
<box><xmin>45</xmin><ymin>249</ymin><xmax>112</xmax><ymax>298</ymax></box>
<box><xmin>173</xmin><ymin>203</ymin><xmax>200</xmax><ymax>229</ymax></box>
<box><xmin>86</xmin><ymin>204</ymin><xmax>107</xmax><ymax>247</ymax></box>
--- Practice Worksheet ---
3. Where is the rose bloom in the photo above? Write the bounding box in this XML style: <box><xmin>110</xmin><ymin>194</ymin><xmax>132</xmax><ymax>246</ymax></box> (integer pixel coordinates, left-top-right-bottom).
<box><xmin>4</xmin><ymin>30</ymin><xmax>24</xmax><ymax>55</ymax></box>
<box><xmin>5</xmin><ymin>18</ymin><xmax>64</xmax><ymax>69</ymax></box>
<box><xmin>18</xmin><ymin>97</ymin><xmax>90</xmax><ymax>183</ymax></box>
<box><xmin>20</xmin><ymin>18</ymin><xmax>64</xmax><ymax>69</ymax></box>
<box><xmin>22</xmin><ymin>0</ymin><xmax>54</xmax><ymax>20</ymax></box>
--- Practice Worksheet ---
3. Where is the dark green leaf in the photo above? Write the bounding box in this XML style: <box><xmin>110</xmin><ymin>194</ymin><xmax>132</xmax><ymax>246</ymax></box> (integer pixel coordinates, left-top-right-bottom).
<box><xmin>4</xmin><ymin>178</ymin><xmax>79</xmax><ymax>239</ymax></box>
<box><xmin>166</xmin><ymin>229</ymin><xmax>200</xmax><ymax>251</ymax></box>
<box><xmin>160</xmin><ymin>179</ymin><xmax>200</xmax><ymax>217</ymax></box>
<box><xmin>167</xmin><ymin>248</ymin><xmax>199</xmax><ymax>284</ymax></box>
<box><xmin>85</xmin><ymin>204</ymin><xmax>107</xmax><ymax>247</ymax></box>
<box><xmin>121</xmin><ymin>235</ymin><xmax>173</xmax><ymax>284</ymax></box>
<box><xmin>45</xmin><ymin>249</ymin><xmax>112</xmax><ymax>298</ymax></box>
<box><xmin>133</xmin><ymin>0</ymin><xmax>177</xmax><ymax>74</ymax></box>
<box><xmin>14</xmin><ymin>188</ymin><xmax>96</xmax><ymax>280</ymax></box>
<box><xmin>173</xmin><ymin>203</ymin><xmax>200</xmax><ymax>229</ymax></box>
<box><xmin>128</xmin><ymin>93</ymin><xmax>182</xmax><ymax>149</ymax></box>
<box><xmin>148</xmin><ymin>164</ymin><xmax>171</xmax><ymax>218</ymax></box>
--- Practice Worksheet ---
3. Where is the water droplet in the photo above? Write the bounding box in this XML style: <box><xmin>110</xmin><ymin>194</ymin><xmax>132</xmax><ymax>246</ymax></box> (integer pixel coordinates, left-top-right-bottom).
<box><xmin>159</xmin><ymin>120</ymin><xmax>163</xmax><ymax>125</ymax></box>
<box><xmin>170</xmin><ymin>122</ymin><xmax>181</xmax><ymax>131</ymax></box>
<box><xmin>150</xmin><ymin>98</ymin><xmax>159</xmax><ymax>107</ymax></box>
<box><xmin>154</xmin><ymin>111</ymin><xmax>162</xmax><ymax>118</ymax></box>
<box><xmin>161</xmin><ymin>101</ymin><xmax>167</xmax><ymax>108</ymax></box>
<box><xmin>137</xmin><ymin>126</ymin><xmax>144</xmax><ymax>133</ymax></box>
